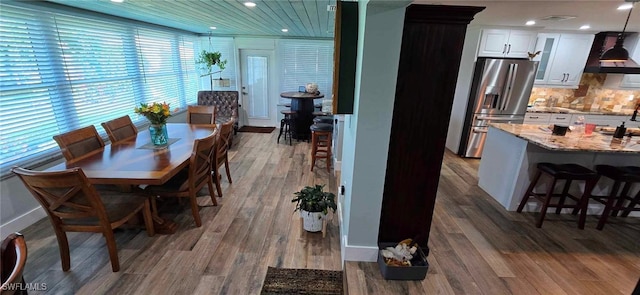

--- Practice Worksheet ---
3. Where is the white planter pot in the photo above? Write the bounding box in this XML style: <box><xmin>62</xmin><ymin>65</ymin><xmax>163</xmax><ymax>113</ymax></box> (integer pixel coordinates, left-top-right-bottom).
<box><xmin>300</xmin><ymin>210</ymin><xmax>325</xmax><ymax>232</ymax></box>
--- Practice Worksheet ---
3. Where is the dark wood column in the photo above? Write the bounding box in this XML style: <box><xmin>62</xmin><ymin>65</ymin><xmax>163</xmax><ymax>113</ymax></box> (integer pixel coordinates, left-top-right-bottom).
<box><xmin>378</xmin><ymin>5</ymin><xmax>484</xmax><ymax>249</ymax></box>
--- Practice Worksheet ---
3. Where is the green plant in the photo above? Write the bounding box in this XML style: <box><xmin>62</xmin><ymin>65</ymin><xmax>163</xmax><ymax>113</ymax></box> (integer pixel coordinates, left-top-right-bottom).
<box><xmin>291</xmin><ymin>184</ymin><xmax>337</xmax><ymax>214</ymax></box>
<box><xmin>196</xmin><ymin>50</ymin><xmax>227</xmax><ymax>77</ymax></box>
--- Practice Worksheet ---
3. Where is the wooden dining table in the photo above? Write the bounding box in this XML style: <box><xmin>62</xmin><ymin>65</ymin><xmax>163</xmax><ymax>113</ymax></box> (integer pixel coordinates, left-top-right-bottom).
<box><xmin>47</xmin><ymin>123</ymin><xmax>218</xmax><ymax>234</ymax></box>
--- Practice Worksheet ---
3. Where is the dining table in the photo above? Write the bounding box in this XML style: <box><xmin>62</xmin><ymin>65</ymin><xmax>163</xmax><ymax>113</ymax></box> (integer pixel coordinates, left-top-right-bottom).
<box><xmin>280</xmin><ymin>91</ymin><xmax>324</xmax><ymax>140</ymax></box>
<box><xmin>46</xmin><ymin>123</ymin><xmax>219</xmax><ymax>234</ymax></box>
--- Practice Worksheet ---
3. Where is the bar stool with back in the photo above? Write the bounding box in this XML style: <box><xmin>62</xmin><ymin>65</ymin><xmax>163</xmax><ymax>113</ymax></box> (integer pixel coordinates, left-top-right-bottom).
<box><xmin>310</xmin><ymin>123</ymin><xmax>333</xmax><ymax>172</ymax></box>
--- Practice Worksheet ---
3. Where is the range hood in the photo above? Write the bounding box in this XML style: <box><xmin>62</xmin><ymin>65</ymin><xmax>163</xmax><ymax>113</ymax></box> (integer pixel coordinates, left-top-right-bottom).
<box><xmin>584</xmin><ymin>32</ymin><xmax>640</xmax><ymax>74</ymax></box>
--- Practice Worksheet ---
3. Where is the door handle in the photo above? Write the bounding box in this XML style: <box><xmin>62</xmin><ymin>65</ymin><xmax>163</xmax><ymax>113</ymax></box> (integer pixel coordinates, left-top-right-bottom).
<box><xmin>502</xmin><ymin>44</ymin><xmax>507</xmax><ymax>54</ymax></box>
<box><xmin>507</xmin><ymin>44</ymin><xmax>511</xmax><ymax>54</ymax></box>
<box><xmin>564</xmin><ymin>73</ymin><xmax>569</xmax><ymax>82</ymax></box>
<box><xmin>561</xmin><ymin>73</ymin><xmax>567</xmax><ymax>82</ymax></box>
<box><xmin>242</xmin><ymin>92</ymin><xmax>248</xmax><ymax>95</ymax></box>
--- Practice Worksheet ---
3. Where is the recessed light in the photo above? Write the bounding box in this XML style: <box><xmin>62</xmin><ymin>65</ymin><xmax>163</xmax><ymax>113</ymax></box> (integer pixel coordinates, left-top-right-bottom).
<box><xmin>209</xmin><ymin>26</ymin><xmax>217</xmax><ymax>30</ymax></box>
<box><xmin>244</xmin><ymin>2</ymin><xmax>256</xmax><ymax>8</ymax></box>
<box><xmin>281</xmin><ymin>29</ymin><xmax>288</xmax><ymax>32</ymax></box>
<box><xmin>525</xmin><ymin>20</ymin><xmax>536</xmax><ymax>26</ymax></box>
<box><xmin>618</xmin><ymin>3</ymin><xmax>633</xmax><ymax>10</ymax></box>
<box><xmin>111</xmin><ymin>0</ymin><xmax>124</xmax><ymax>3</ymax></box>
<box><xmin>579</xmin><ymin>25</ymin><xmax>590</xmax><ymax>30</ymax></box>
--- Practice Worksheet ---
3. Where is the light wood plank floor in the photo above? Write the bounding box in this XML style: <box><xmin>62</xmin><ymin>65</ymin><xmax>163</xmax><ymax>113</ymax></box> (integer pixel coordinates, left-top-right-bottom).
<box><xmin>17</xmin><ymin>131</ymin><xmax>640</xmax><ymax>294</ymax></box>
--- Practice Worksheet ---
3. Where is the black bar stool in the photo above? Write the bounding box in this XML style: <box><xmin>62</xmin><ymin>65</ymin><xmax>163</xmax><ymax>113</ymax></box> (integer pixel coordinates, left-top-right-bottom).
<box><xmin>310</xmin><ymin>123</ymin><xmax>333</xmax><ymax>172</ymax></box>
<box><xmin>278</xmin><ymin>110</ymin><xmax>295</xmax><ymax>145</ymax></box>
<box><xmin>517</xmin><ymin>163</ymin><xmax>599</xmax><ymax>229</ymax></box>
<box><xmin>589</xmin><ymin>165</ymin><xmax>640</xmax><ymax>230</ymax></box>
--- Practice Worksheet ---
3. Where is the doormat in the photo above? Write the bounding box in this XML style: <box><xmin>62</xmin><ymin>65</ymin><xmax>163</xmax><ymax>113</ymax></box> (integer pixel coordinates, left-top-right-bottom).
<box><xmin>260</xmin><ymin>267</ymin><xmax>343</xmax><ymax>295</ymax></box>
<box><xmin>238</xmin><ymin>126</ymin><xmax>275</xmax><ymax>133</ymax></box>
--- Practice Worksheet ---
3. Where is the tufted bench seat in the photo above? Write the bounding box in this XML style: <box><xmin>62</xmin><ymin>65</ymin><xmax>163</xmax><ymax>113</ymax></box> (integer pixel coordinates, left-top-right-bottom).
<box><xmin>197</xmin><ymin>90</ymin><xmax>239</xmax><ymax>133</ymax></box>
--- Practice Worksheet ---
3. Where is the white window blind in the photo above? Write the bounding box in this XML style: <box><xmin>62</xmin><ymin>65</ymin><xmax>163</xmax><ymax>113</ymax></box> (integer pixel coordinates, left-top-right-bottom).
<box><xmin>0</xmin><ymin>3</ymin><xmax>199</xmax><ymax>176</ymax></box>
<box><xmin>199</xmin><ymin>37</ymin><xmax>237</xmax><ymax>90</ymax></box>
<box><xmin>278</xmin><ymin>39</ymin><xmax>334</xmax><ymax>102</ymax></box>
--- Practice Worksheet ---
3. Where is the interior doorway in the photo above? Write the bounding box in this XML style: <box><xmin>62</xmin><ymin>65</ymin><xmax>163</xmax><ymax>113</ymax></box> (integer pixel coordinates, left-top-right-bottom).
<box><xmin>239</xmin><ymin>49</ymin><xmax>276</xmax><ymax>127</ymax></box>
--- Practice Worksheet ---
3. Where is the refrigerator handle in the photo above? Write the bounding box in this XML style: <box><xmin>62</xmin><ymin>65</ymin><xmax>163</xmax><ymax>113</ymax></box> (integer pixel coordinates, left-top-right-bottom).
<box><xmin>501</xmin><ymin>63</ymin><xmax>518</xmax><ymax>110</ymax></box>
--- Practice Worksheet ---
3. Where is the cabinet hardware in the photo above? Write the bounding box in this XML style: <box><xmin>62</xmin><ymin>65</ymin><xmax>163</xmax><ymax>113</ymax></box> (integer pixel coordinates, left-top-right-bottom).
<box><xmin>502</xmin><ymin>44</ymin><xmax>507</xmax><ymax>54</ymax></box>
<box><xmin>530</xmin><ymin>116</ymin><xmax>539</xmax><ymax>119</ymax></box>
<box><xmin>507</xmin><ymin>44</ymin><xmax>511</xmax><ymax>54</ymax></box>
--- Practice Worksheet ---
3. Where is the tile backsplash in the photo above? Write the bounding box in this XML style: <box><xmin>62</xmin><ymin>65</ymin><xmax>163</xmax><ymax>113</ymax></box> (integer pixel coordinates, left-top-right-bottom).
<box><xmin>529</xmin><ymin>73</ymin><xmax>640</xmax><ymax>113</ymax></box>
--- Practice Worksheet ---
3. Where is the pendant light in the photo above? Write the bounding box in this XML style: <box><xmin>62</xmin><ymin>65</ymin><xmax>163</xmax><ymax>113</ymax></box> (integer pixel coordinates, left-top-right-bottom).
<box><xmin>600</xmin><ymin>2</ymin><xmax>635</xmax><ymax>62</ymax></box>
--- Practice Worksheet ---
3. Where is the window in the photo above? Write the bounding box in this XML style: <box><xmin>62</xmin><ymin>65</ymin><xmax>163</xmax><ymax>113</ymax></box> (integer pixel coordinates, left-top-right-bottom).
<box><xmin>278</xmin><ymin>40</ymin><xmax>334</xmax><ymax>103</ymax></box>
<box><xmin>0</xmin><ymin>3</ymin><xmax>199</xmax><ymax>175</ymax></box>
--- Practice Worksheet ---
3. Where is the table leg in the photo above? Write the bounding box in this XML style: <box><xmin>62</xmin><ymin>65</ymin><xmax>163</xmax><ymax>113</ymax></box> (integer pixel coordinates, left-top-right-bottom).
<box><xmin>150</xmin><ymin>196</ymin><xmax>178</xmax><ymax>235</ymax></box>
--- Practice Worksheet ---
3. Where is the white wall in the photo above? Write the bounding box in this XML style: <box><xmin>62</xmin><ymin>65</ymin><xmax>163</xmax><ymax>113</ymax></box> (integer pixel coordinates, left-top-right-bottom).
<box><xmin>340</xmin><ymin>0</ymin><xmax>409</xmax><ymax>262</ymax></box>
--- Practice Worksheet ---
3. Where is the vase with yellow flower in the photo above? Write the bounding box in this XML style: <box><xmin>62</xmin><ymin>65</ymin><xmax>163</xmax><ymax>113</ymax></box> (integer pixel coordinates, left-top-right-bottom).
<box><xmin>134</xmin><ymin>102</ymin><xmax>173</xmax><ymax>146</ymax></box>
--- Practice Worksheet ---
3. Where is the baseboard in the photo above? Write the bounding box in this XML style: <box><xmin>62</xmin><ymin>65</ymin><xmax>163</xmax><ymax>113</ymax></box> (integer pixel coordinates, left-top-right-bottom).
<box><xmin>0</xmin><ymin>207</ymin><xmax>46</xmax><ymax>237</ymax></box>
<box><xmin>343</xmin><ymin>239</ymin><xmax>378</xmax><ymax>262</ymax></box>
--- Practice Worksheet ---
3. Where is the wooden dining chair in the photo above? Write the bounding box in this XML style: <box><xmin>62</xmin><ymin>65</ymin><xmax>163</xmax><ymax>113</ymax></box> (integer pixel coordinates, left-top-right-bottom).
<box><xmin>143</xmin><ymin>131</ymin><xmax>219</xmax><ymax>227</ymax></box>
<box><xmin>53</xmin><ymin>125</ymin><xmax>106</xmax><ymax>161</ymax></box>
<box><xmin>101</xmin><ymin>115</ymin><xmax>138</xmax><ymax>143</ymax></box>
<box><xmin>1</xmin><ymin>233</ymin><xmax>27</xmax><ymax>295</ymax></box>
<box><xmin>11</xmin><ymin>167</ymin><xmax>155</xmax><ymax>272</ymax></box>
<box><xmin>187</xmin><ymin>105</ymin><xmax>216</xmax><ymax>125</ymax></box>
<box><xmin>212</xmin><ymin>118</ymin><xmax>234</xmax><ymax>198</ymax></box>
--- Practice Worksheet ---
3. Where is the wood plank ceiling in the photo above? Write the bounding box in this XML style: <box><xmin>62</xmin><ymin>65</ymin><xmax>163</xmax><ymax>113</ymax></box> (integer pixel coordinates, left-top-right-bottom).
<box><xmin>46</xmin><ymin>0</ymin><xmax>337</xmax><ymax>38</ymax></box>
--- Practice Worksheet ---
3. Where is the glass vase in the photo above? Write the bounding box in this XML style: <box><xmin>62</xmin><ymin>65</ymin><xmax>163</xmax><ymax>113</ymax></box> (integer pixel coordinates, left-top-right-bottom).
<box><xmin>149</xmin><ymin>123</ymin><xmax>168</xmax><ymax>146</ymax></box>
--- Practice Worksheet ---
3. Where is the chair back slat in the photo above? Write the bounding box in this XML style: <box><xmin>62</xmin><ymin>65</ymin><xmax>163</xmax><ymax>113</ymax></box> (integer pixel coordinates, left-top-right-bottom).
<box><xmin>101</xmin><ymin>115</ymin><xmax>138</xmax><ymax>143</ymax></box>
<box><xmin>187</xmin><ymin>105</ymin><xmax>216</xmax><ymax>125</ymax></box>
<box><xmin>53</xmin><ymin>126</ymin><xmax>105</xmax><ymax>161</ymax></box>
<box><xmin>217</xmin><ymin>118</ymin><xmax>234</xmax><ymax>157</ymax></box>
<box><xmin>12</xmin><ymin>167</ymin><xmax>109</xmax><ymax>224</ymax></box>
<box><xmin>190</xmin><ymin>132</ymin><xmax>218</xmax><ymax>189</ymax></box>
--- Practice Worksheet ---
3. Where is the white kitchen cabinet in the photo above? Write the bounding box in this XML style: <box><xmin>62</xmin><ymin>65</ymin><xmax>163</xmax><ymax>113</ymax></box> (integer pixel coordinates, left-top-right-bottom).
<box><xmin>533</xmin><ymin>33</ymin><xmax>594</xmax><ymax>88</ymax></box>
<box><xmin>478</xmin><ymin>29</ymin><xmax>537</xmax><ymax>58</ymax></box>
<box><xmin>523</xmin><ymin>113</ymin><xmax>551</xmax><ymax>124</ymax></box>
<box><xmin>579</xmin><ymin>114</ymin><xmax>630</xmax><ymax>127</ymax></box>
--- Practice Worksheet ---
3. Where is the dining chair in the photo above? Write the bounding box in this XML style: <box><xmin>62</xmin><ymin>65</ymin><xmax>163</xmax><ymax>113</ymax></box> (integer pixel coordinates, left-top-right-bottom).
<box><xmin>101</xmin><ymin>115</ymin><xmax>138</xmax><ymax>143</ymax></box>
<box><xmin>187</xmin><ymin>105</ymin><xmax>217</xmax><ymax>125</ymax></box>
<box><xmin>1</xmin><ymin>232</ymin><xmax>27</xmax><ymax>295</ymax></box>
<box><xmin>212</xmin><ymin>118</ymin><xmax>234</xmax><ymax>198</ymax></box>
<box><xmin>12</xmin><ymin>167</ymin><xmax>155</xmax><ymax>272</ymax></box>
<box><xmin>143</xmin><ymin>131</ymin><xmax>218</xmax><ymax>227</ymax></box>
<box><xmin>53</xmin><ymin>125</ymin><xmax>106</xmax><ymax>161</ymax></box>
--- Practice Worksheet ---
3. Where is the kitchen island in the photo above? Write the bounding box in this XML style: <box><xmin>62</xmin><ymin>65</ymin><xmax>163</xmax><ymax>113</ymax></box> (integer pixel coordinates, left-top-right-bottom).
<box><xmin>478</xmin><ymin>123</ymin><xmax>640</xmax><ymax>215</ymax></box>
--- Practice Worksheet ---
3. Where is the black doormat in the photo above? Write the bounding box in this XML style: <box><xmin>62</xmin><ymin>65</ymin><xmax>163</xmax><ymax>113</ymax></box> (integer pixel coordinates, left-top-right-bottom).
<box><xmin>238</xmin><ymin>126</ymin><xmax>276</xmax><ymax>133</ymax></box>
<box><xmin>260</xmin><ymin>267</ymin><xmax>343</xmax><ymax>295</ymax></box>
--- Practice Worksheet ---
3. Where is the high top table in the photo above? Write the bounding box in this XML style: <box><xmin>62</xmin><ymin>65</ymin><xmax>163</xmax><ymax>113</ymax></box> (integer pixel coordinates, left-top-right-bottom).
<box><xmin>280</xmin><ymin>91</ymin><xmax>324</xmax><ymax>140</ymax></box>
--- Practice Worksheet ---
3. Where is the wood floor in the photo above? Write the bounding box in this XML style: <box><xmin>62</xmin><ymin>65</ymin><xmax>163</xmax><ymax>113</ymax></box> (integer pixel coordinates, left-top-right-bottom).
<box><xmin>18</xmin><ymin>131</ymin><xmax>640</xmax><ymax>294</ymax></box>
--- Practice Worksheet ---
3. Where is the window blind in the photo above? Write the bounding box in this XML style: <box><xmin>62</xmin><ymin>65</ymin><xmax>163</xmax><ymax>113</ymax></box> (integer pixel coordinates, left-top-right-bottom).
<box><xmin>278</xmin><ymin>39</ymin><xmax>334</xmax><ymax>102</ymax></box>
<box><xmin>0</xmin><ymin>3</ymin><xmax>199</xmax><ymax>176</ymax></box>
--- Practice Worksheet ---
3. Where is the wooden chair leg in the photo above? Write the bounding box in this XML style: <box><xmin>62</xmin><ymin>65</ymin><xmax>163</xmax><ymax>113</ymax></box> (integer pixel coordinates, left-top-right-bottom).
<box><xmin>224</xmin><ymin>157</ymin><xmax>232</xmax><ymax>183</ymax></box>
<box><xmin>310</xmin><ymin>132</ymin><xmax>317</xmax><ymax>171</ymax></box>
<box><xmin>536</xmin><ymin>177</ymin><xmax>557</xmax><ymax>228</ymax></box>
<box><xmin>578</xmin><ymin>178</ymin><xmax>597</xmax><ymax>230</ymax></box>
<box><xmin>53</xmin><ymin>226</ymin><xmax>71</xmax><ymax>271</ymax></box>
<box><xmin>326</xmin><ymin>136</ymin><xmax>332</xmax><ymax>173</ymax></box>
<box><xmin>208</xmin><ymin>177</ymin><xmax>218</xmax><ymax>206</ymax></box>
<box><xmin>518</xmin><ymin>170</ymin><xmax>541</xmax><ymax>212</ymax></box>
<box><xmin>189</xmin><ymin>194</ymin><xmax>202</xmax><ymax>227</ymax></box>
<box><xmin>596</xmin><ymin>179</ymin><xmax>621</xmax><ymax>230</ymax></box>
<box><xmin>213</xmin><ymin>172</ymin><xmax>223</xmax><ymax>198</ymax></box>
<box><xmin>142</xmin><ymin>199</ymin><xmax>155</xmax><ymax>237</ymax></box>
<box><xmin>611</xmin><ymin>182</ymin><xmax>630</xmax><ymax>217</ymax></box>
<box><xmin>621</xmin><ymin>190</ymin><xmax>640</xmax><ymax>217</ymax></box>
<box><xmin>103</xmin><ymin>229</ymin><xmax>120</xmax><ymax>272</ymax></box>
<box><xmin>557</xmin><ymin>179</ymin><xmax>572</xmax><ymax>214</ymax></box>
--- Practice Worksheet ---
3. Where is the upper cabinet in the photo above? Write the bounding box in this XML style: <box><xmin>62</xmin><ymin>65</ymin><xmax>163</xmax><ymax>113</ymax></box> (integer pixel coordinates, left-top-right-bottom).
<box><xmin>533</xmin><ymin>33</ymin><xmax>594</xmax><ymax>88</ymax></box>
<box><xmin>478</xmin><ymin>29</ymin><xmax>537</xmax><ymax>58</ymax></box>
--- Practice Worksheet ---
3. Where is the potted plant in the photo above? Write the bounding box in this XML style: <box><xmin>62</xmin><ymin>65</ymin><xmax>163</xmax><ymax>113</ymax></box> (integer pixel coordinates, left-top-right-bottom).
<box><xmin>291</xmin><ymin>184</ymin><xmax>337</xmax><ymax>232</ymax></box>
<box><xmin>196</xmin><ymin>50</ymin><xmax>228</xmax><ymax>89</ymax></box>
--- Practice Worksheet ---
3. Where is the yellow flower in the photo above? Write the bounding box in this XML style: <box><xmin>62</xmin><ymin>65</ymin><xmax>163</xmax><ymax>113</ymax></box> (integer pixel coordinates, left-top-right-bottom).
<box><xmin>134</xmin><ymin>101</ymin><xmax>173</xmax><ymax>125</ymax></box>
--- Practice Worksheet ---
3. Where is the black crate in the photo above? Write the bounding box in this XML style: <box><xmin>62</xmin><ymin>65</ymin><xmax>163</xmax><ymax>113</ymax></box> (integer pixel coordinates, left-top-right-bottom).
<box><xmin>377</xmin><ymin>242</ymin><xmax>429</xmax><ymax>280</ymax></box>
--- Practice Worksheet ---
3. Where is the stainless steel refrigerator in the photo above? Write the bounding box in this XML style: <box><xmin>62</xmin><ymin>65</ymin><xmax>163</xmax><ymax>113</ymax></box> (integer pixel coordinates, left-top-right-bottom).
<box><xmin>458</xmin><ymin>58</ymin><xmax>538</xmax><ymax>158</ymax></box>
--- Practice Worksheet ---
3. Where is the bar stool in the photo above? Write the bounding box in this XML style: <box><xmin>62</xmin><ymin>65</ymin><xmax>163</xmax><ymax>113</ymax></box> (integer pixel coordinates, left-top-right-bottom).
<box><xmin>517</xmin><ymin>163</ymin><xmax>599</xmax><ymax>229</ymax></box>
<box><xmin>278</xmin><ymin>110</ymin><xmax>295</xmax><ymax>145</ymax></box>
<box><xmin>310</xmin><ymin>123</ymin><xmax>333</xmax><ymax>172</ymax></box>
<box><xmin>589</xmin><ymin>165</ymin><xmax>640</xmax><ymax>230</ymax></box>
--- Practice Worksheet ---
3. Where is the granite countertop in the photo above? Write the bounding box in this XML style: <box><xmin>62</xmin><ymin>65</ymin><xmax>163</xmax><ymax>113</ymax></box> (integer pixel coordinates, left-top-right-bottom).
<box><xmin>490</xmin><ymin>123</ymin><xmax>640</xmax><ymax>153</ymax></box>
<box><xmin>526</xmin><ymin>106</ymin><xmax>634</xmax><ymax>116</ymax></box>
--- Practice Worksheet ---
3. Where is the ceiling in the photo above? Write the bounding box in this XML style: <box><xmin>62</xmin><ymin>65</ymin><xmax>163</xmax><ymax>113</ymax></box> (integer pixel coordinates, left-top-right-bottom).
<box><xmin>46</xmin><ymin>0</ymin><xmax>640</xmax><ymax>38</ymax></box>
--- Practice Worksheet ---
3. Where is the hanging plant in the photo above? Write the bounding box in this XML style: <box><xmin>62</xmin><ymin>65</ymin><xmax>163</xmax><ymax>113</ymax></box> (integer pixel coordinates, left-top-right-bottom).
<box><xmin>196</xmin><ymin>50</ymin><xmax>226</xmax><ymax>77</ymax></box>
